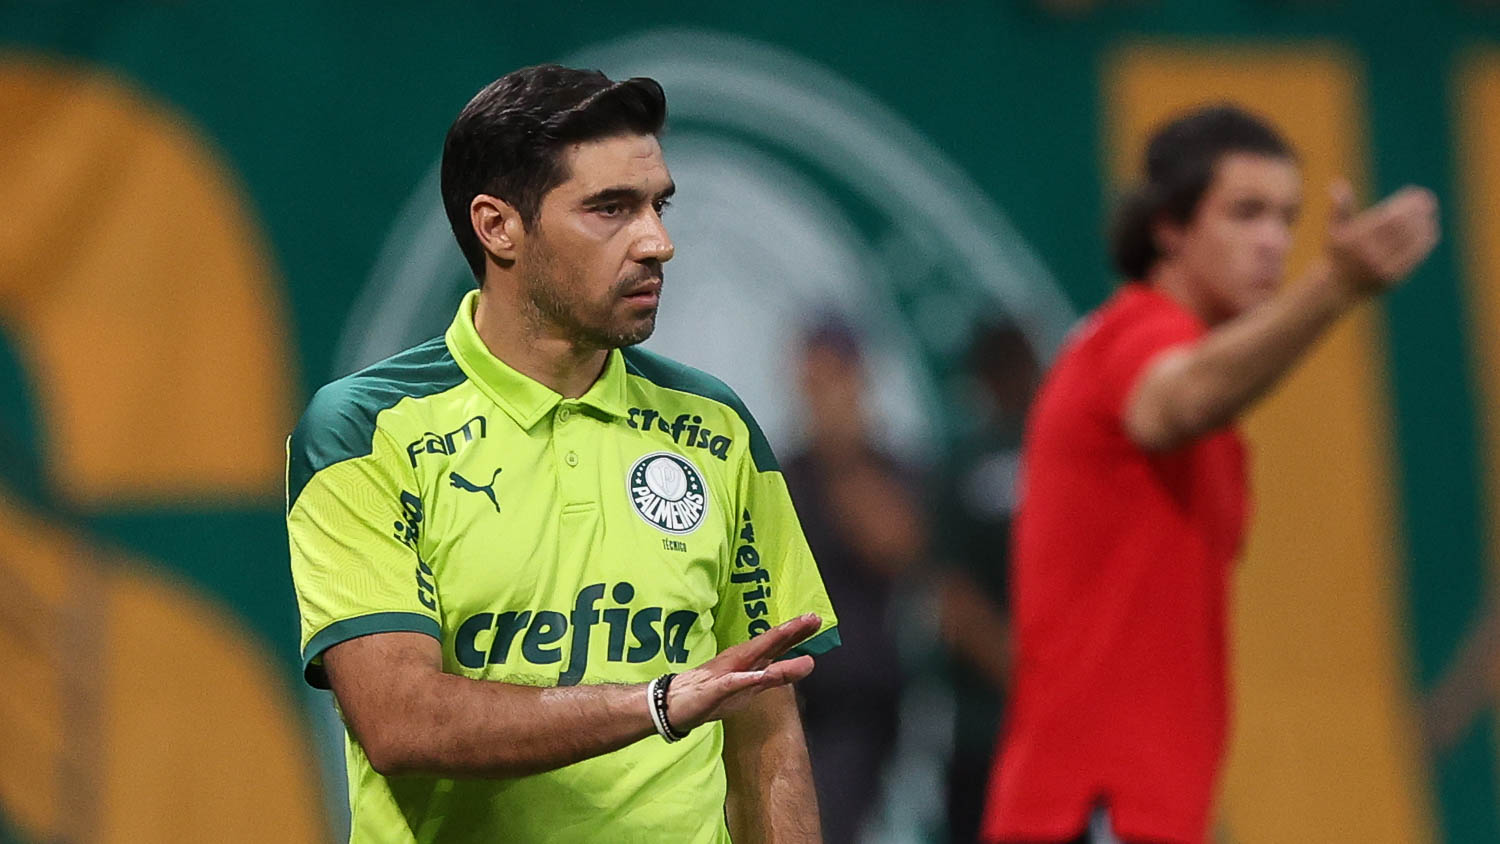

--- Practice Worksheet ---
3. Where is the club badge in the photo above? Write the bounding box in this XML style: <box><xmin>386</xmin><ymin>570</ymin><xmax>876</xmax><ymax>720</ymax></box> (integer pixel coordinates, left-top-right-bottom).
<box><xmin>628</xmin><ymin>452</ymin><xmax>708</xmax><ymax>535</ymax></box>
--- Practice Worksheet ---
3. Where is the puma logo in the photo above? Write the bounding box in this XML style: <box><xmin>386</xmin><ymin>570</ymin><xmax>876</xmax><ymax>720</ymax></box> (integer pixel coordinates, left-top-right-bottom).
<box><xmin>450</xmin><ymin>468</ymin><xmax>502</xmax><ymax>513</ymax></box>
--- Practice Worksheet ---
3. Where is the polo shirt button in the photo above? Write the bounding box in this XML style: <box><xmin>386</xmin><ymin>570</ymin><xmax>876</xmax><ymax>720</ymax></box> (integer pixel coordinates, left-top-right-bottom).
<box><xmin>564</xmin><ymin>451</ymin><xmax>579</xmax><ymax>467</ymax></box>
<box><xmin>558</xmin><ymin>408</ymin><xmax>572</xmax><ymax>423</ymax></box>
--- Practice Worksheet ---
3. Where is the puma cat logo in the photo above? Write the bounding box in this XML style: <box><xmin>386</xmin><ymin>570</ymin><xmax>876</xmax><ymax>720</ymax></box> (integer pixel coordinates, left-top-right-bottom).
<box><xmin>449</xmin><ymin>468</ymin><xmax>502</xmax><ymax>513</ymax></box>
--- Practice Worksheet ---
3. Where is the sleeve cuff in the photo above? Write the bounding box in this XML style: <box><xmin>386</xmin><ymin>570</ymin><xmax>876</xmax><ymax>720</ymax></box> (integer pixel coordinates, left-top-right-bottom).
<box><xmin>781</xmin><ymin>625</ymin><xmax>841</xmax><ymax>661</ymax></box>
<box><xmin>301</xmin><ymin>611</ymin><xmax>442</xmax><ymax>689</ymax></box>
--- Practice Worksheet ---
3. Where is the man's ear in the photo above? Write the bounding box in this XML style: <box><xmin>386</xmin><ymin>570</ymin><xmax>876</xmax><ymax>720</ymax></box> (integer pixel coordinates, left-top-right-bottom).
<box><xmin>1152</xmin><ymin>214</ymin><xmax>1184</xmax><ymax>260</ymax></box>
<box><xmin>470</xmin><ymin>194</ymin><xmax>525</xmax><ymax>266</ymax></box>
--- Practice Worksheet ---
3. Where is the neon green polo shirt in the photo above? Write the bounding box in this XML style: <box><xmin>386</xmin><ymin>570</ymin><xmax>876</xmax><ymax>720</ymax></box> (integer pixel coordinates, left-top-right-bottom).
<box><xmin>286</xmin><ymin>290</ymin><xmax>839</xmax><ymax>843</ymax></box>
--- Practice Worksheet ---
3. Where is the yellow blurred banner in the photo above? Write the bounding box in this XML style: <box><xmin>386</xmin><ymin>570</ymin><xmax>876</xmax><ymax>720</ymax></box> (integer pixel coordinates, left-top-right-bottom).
<box><xmin>0</xmin><ymin>57</ymin><xmax>294</xmax><ymax>507</ymax></box>
<box><xmin>1454</xmin><ymin>50</ymin><xmax>1500</xmax><ymax>816</ymax></box>
<box><xmin>0</xmin><ymin>58</ymin><xmax>322</xmax><ymax>842</ymax></box>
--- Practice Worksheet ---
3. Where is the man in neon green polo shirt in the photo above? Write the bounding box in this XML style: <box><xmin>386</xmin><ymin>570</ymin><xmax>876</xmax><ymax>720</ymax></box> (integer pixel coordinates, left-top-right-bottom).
<box><xmin>286</xmin><ymin>65</ymin><xmax>839</xmax><ymax>843</ymax></box>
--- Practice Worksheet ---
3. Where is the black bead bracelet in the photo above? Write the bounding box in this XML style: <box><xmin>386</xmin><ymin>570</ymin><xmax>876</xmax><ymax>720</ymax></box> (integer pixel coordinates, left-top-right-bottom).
<box><xmin>648</xmin><ymin>673</ymin><xmax>689</xmax><ymax>743</ymax></box>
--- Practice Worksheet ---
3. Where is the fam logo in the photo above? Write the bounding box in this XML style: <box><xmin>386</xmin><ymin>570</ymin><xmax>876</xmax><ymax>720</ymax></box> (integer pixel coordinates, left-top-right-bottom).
<box><xmin>407</xmin><ymin>415</ymin><xmax>486</xmax><ymax>467</ymax></box>
<box><xmin>628</xmin><ymin>451</ymin><xmax>708</xmax><ymax>535</ymax></box>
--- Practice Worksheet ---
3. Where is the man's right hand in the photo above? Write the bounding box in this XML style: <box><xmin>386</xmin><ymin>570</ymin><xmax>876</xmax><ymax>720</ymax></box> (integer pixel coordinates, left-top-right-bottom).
<box><xmin>323</xmin><ymin>616</ymin><xmax>821</xmax><ymax>779</ymax></box>
<box><xmin>1326</xmin><ymin>180</ymin><xmax>1440</xmax><ymax>298</ymax></box>
<box><xmin>667</xmin><ymin>614</ymin><xmax>821</xmax><ymax>732</ymax></box>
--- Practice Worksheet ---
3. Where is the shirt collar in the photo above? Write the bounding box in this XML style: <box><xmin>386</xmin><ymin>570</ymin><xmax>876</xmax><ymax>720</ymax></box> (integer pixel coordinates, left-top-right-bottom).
<box><xmin>444</xmin><ymin>289</ymin><xmax>630</xmax><ymax>429</ymax></box>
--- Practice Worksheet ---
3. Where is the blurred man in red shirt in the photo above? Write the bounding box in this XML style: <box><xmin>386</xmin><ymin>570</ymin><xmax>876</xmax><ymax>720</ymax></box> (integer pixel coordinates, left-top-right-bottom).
<box><xmin>981</xmin><ymin>105</ymin><xmax>1439</xmax><ymax>844</ymax></box>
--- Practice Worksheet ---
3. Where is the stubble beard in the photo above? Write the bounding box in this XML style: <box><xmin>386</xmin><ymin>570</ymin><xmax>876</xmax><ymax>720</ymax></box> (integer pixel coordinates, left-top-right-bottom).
<box><xmin>519</xmin><ymin>240</ymin><xmax>660</xmax><ymax>350</ymax></box>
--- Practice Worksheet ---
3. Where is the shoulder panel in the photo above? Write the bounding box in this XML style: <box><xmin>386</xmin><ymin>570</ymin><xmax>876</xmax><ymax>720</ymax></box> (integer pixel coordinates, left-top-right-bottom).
<box><xmin>287</xmin><ymin>336</ymin><xmax>465</xmax><ymax>510</ymax></box>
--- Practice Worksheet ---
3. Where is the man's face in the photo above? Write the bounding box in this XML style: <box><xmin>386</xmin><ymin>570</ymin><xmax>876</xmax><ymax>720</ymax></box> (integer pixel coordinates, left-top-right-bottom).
<box><xmin>799</xmin><ymin>342</ymin><xmax>865</xmax><ymax>441</ymax></box>
<box><xmin>1165</xmin><ymin>152</ymin><xmax>1301</xmax><ymax>322</ymax></box>
<box><xmin>517</xmin><ymin>133</ymin><xmax>676</xmax><ymax>348</ymax></box>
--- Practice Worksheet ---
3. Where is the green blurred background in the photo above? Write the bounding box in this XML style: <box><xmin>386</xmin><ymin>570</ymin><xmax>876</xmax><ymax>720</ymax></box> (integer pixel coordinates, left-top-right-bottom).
<box><xmin>4</xmin><ymin>1</ymin><xmax>1500</xmax><ymax>841</ymax></box>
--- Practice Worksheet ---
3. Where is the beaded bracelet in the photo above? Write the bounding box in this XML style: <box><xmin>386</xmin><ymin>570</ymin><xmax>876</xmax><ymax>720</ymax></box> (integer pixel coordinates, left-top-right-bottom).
<box><xmin>647</xmin><ymin>673</ymin><xmax>689</xmax><ymax>743</ymax></box>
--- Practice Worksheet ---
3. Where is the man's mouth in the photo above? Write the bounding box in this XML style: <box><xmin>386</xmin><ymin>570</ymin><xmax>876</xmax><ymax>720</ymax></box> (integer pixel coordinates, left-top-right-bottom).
<box><xmin>620</xmin><ymin>278</ymin><xmax>663</xmax><ymax>306</ymax></box>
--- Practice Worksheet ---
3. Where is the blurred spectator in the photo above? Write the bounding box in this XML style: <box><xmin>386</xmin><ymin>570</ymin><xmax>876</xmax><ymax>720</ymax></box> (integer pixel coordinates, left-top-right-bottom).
<box><xmin>785</xmin><ymin>314</ymin><xmax>1029</xmax><ymax>843</ymax></box>
<box><xmin>933</xmin><ymin>320</ymin><xmax>1041</xmax><ymax>843</ymax></box>
<box><xmin>783</xmin><ymin>315</ymin><xmax>928</xmax><ymax>844</ymax></box>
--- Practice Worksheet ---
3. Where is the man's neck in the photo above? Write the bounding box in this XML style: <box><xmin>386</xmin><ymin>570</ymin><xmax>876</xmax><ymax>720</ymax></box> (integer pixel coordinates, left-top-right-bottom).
<box><xmin>1145</xmin><ymin>261</ymin><xmax>1223</xmax><ymax>326</ymax></box>
<box><xmin>472</xmin><ymin>287</ymin><xmax>609</xmax><ymax>399</ymax></box>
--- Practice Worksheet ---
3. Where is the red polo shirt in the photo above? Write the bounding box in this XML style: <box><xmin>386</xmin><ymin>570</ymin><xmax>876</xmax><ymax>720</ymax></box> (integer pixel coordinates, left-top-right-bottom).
<box><xmin>982</xmin><ymin>285</ymin><xmax>1248</xmax><ymax>844</ymax></box>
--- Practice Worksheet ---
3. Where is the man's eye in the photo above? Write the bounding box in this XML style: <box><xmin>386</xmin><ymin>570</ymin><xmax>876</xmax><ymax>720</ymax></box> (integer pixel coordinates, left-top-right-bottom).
<box><xmin>597</xmin><ymin>203</ymin><xmax>624</xmax><ymax>217</ymax></box>
<box><xmin>654</xmin><ymin>198</ymin><xmax>672</xmax><ymax>216</ymax></box>
<box><xmin>1233</xmin><ymin>201</ymin><xmax>1264</xmax><ymax>220</ymax></box>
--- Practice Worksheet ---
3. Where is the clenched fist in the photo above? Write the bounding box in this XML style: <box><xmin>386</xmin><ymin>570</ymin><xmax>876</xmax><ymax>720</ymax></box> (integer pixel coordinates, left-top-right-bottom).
<box><xmin>1326</xmin><ymin>180</ymin><xmax>1440</xmax><ymax>297</ymax></box>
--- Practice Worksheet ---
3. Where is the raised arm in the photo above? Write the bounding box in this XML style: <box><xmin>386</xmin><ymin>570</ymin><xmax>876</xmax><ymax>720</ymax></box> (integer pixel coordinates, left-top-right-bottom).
<box><xmin>324</xmin><ymin>613</ymin><xmax>821</xmax><ymax>778</ymax></box>
<box><xmin>1126</xmin><ymin>183</ymin><xmax>1439</xmax><ymax>451</ymax></box>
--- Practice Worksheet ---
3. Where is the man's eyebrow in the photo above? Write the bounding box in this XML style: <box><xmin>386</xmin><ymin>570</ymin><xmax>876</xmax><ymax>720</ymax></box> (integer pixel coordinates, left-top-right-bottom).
<box><xmin>580</xmin><ymin>182</ymin><xmax>676</xmax><ymax>206</ymax></box>
<box><xmin>581</xmin><ymin>186</ymin><xmax>646</xmax><ymax>206</ymax></box>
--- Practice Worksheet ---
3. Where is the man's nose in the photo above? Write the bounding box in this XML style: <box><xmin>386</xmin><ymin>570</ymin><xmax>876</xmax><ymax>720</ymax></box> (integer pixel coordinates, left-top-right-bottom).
<box><xmin>1262</xmin><ymin>221</ymin><xmax>1293</xmax><ymax>255</ymax></box>
<box><xmin>633</xmin><ymin>210</ymin><xmax>675</xmax><ymax>263</ymax></box>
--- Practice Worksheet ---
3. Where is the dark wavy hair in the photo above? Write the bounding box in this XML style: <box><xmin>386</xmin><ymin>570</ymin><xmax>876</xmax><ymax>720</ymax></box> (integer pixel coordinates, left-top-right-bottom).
<box><xmin>1110</xmin><ymin>104</ymin><xmax>1294</xmax><ymax>281</ymax></box>
<box><xmin>441</xmin><ymin>64</ymin><xmax>667</xmax><ymax>280</ymax></box>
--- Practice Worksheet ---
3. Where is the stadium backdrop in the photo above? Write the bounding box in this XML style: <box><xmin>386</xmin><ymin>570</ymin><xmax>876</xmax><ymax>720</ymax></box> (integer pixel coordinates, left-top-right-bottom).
<box><xmin>2</xmin><ymin>1</ymin><xmax>1500</xmax><ymax>842</ymax></box>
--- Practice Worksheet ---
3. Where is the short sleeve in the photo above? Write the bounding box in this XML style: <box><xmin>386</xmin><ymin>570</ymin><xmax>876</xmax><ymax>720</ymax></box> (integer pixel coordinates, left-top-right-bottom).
<box><xmin>1097</xmin><ymin>302</ymin><xmax>1204</xmax><ymax>419</ymax></box>
<box><xmin>287</xmin><ymin>423</ymin><xmax>441</xmax><ymax>689</ymax></box>
<box><xmin>713</xmin><ymin>446</ymin><xmax>840</xmax><ymax>658</ymax></box>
